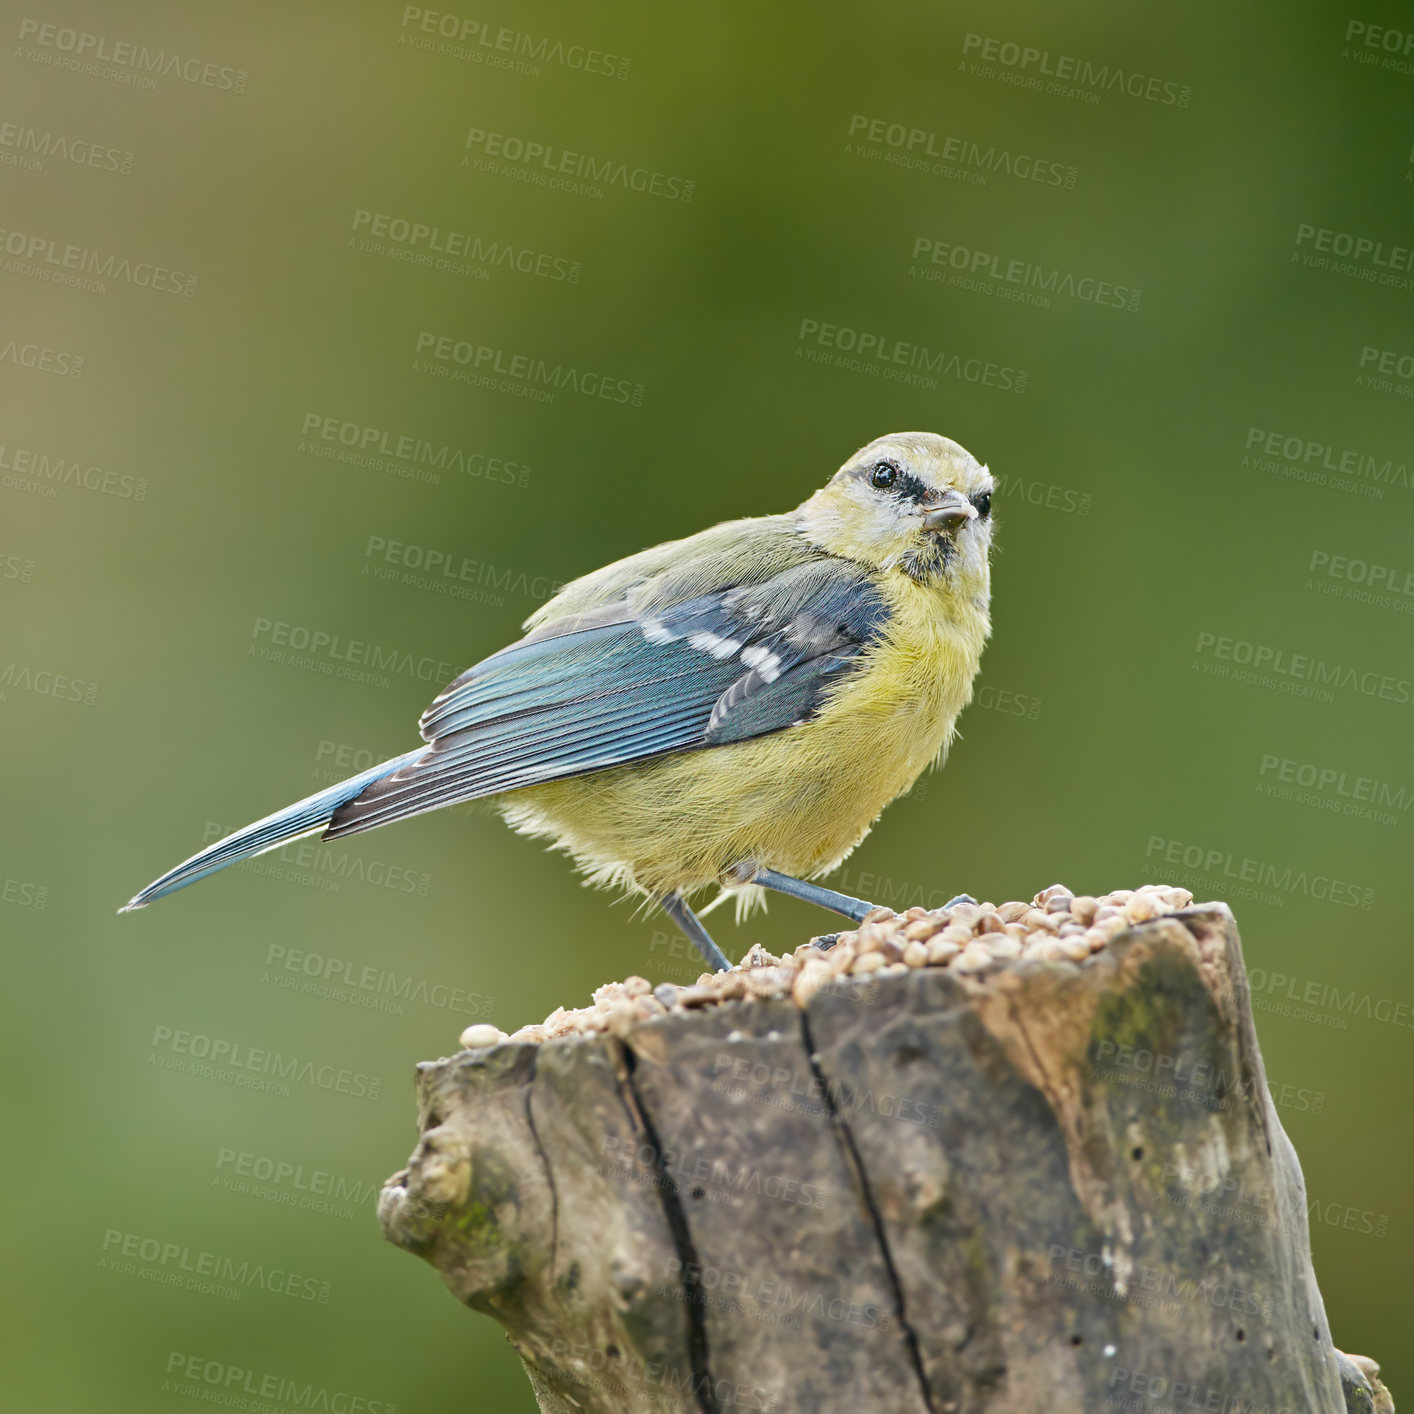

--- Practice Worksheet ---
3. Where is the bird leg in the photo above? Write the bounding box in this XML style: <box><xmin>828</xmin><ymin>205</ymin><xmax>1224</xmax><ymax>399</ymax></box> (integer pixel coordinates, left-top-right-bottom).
<box><xmin>666</xmin><ymin>869</ymin><xmax>981</xmax><ymax>973</ymax></box>
<box><xmin>730</xmin><ymin>863</ymin><xmax>882</xmax><ymax>923</ymax></box>
<box><xmin>660</xmin><ymin>890</ymin><xmax>732</xmax><ymax>974</ymax></box>
<box><xmin>731</xmin><ymin>862</ymin><xmax>979</xmax><ymax>941</ymax></box>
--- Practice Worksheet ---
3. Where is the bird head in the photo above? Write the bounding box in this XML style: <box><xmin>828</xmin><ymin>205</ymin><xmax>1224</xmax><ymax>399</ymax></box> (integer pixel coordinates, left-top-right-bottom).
<box><xmin>796</xmin><ymin>432</ymin><xmax>994</xmax><ymax>594</ymax></box>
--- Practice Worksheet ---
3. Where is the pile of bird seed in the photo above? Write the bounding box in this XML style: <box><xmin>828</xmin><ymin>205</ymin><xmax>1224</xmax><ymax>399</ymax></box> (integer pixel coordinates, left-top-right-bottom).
<box><xmin>457</xmin><ymin>882</ymin><xmax>1197</xmax><ymax>1051</ymax></box>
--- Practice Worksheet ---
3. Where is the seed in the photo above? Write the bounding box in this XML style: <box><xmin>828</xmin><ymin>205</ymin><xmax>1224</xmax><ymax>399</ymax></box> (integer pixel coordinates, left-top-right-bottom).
<box><xmin>486</xmin><ymin>880</ymin><xmax>1213</xmax><ymax>1040</ymax></box>
<box><xmin>953</xmin><ymin>942</ymin><xmax>994</xmax><ymax>972</ymax></box>
<box><xmin>459</xmin><ymin>1023</ymin><xmax>507</xmax><ymax>1050</ymax></box>
<box><xmin>739</xmin><ymin>943</ymin><xmax>777</xmax><ymax>969</ymax></box>
<box><xmin>746</xmin><ymin>968</ymin><xmax>789</xmax><ymax>997</ymax></box>
<box><xmin>1070</xmin><ymin>896</ymin><xmax>1098</xmax><ymax>925</ymax></box>
<box><xmin>605</xmin><ymin>1003</ymin><xmax>639</xmax><ymax>1038</ymax></box>
<box><xmin>1126</xmin><ymin>894</ymin><xmax>1158</xmax><ymax>923</ymax></box>
<box><xmin>793</xmin><ymin>962</ymin><xmax>831</xmax><ymax>1006</ymax></box>
<box><xmin>855</xmin><ymin>924</ymin><xmax>887</xmax><ymax>955</ymax></box>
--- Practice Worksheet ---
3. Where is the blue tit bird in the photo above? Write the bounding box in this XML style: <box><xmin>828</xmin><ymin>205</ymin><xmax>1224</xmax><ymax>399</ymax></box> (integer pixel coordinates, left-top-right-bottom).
<box><xmin>122</xmin><ymin>432</ymin><xmax>995</xmax><ymax>971</ymax></box>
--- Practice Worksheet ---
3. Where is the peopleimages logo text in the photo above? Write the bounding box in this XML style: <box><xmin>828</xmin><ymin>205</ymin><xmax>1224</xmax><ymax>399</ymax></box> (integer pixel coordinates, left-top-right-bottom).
<box><xmin>464</xmin><ymin>126</ymin><xmax>692</xmax><ymax>201</ymax></box>
<box><xmin>960</xmin><ymin>33</ymin><xmax>1191</xmax><ymax>105</ymax></box>
<box><xmin>1194</xmin><ymin>631</ymin><xmax>1413</xmax><ymax>705</ymax></box>
<box><xmin>796</xmin><ymin>317</ymin><xmax>1026</xmax><ymax>393</ymax></box>
<box><xmin>15</xmin><ymin>18</ymin><xmax>248</xmax><ymax>90</ymax></box>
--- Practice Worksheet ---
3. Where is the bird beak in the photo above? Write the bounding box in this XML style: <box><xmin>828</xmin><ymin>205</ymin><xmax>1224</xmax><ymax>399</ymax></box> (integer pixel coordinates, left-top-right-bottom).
<box><xmin>921</xmin><ymin>498</ymin><xmax>978</xmax><ymax>534</ymax></box>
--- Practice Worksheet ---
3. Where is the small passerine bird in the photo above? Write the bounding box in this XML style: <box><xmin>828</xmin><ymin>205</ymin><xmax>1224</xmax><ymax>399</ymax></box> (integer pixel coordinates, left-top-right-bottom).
<box><xmin>122</xmin><ymin>432</ymin><xmax>995</xmax><ymax>970</ymax></box>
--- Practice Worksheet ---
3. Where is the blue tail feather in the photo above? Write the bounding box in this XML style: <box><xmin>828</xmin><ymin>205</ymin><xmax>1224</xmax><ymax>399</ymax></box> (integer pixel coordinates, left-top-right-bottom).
<box><xmin>119</xmin><ymin>749</ymin><xmax>424</xmax><ymax>912</ymax></box>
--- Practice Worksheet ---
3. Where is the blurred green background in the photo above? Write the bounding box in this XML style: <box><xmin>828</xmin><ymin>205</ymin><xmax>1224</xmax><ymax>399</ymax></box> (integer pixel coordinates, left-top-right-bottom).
<box><xmin>3</xmin><ymin>1</ymin><xmax>1410</xmax><ymax>1409</ymax></box>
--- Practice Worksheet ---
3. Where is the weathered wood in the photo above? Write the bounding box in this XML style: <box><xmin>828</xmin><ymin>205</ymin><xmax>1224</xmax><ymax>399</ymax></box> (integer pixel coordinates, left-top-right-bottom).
<box><xmin>379</xmin><ymin>904</ymin><xmax>1394</xmax><ymax>1414</ymax></box>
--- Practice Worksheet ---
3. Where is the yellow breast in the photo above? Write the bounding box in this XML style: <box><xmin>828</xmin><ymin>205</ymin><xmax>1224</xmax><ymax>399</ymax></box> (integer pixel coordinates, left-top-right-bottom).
<box><xmin>819</xmin><ymin>569</ymin><xmax>990</xmax><ymax>780</ymax></box>
<box><xmin>498</xmin><ymin>569</ymin><xmax>991</xmax><ymax>900</ymax></box>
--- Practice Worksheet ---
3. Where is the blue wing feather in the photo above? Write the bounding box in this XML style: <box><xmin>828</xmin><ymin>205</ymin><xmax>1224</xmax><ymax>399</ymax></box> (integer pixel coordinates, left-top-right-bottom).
<box><xmin>121</xmin><ymin>748</ymin><xmax>424</xmax><ymax>910</ymax></box>
<box><xmin>324</xmin><ymin>558</ymin><xmax>889</xmax><ymax>840</ymax></box>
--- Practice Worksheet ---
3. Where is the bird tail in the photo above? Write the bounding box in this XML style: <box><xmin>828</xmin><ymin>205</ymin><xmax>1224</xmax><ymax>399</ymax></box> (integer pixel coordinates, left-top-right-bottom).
<box><xmin>118</xmin><ymin>749</ymin><xmax>425</xmax><ymax>912</ymax></box>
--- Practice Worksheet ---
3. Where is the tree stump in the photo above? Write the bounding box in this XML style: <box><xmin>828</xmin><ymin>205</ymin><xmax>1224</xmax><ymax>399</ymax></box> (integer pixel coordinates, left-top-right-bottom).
<box><xmin>378</xmin><ymin>900</ymin><xmax>1393</xmax><ymax>1414</ymax></box>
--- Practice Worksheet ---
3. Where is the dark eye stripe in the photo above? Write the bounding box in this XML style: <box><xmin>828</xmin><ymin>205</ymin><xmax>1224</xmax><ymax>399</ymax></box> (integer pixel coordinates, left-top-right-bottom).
<box><xmin>895</xmin><ymin>471</ymin><xmax>930</xmax><ymax>503</ymax></box>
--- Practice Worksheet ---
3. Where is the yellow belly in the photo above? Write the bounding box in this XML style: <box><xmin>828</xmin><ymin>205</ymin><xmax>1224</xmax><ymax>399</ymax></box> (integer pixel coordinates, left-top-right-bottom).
<box><xmin>497</xmin><ymin>573</ymin><xmax>988</xmax><ymax>900</ymax></box>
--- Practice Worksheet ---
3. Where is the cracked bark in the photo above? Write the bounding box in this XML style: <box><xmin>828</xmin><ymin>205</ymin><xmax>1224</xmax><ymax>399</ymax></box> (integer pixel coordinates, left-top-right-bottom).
<box><xmin>617</xmin><ymin>1043</ymin><xmax>720</xmax><ymax>1414</ymax></box>
<box><xmin>799</xmin><ymin>1009</ymin><xmax>938</xmax><ymax>1414</ymax></box>
<box><xmin>521</xmin><ymin>1089</ymin><xmax>558</xmax><ymax>1285</ymax></box>
<box><xmin>379</xmin><ymin>906</ymin><xmax>1389</xmax><ymax>1414</ymax></box>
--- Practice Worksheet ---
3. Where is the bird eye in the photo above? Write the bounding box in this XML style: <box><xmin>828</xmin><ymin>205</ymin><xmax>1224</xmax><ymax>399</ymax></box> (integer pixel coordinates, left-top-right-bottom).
<box><xmin>870</xmin><ymin>462</ymin><xmax>898</xmax><ymax>490</ymax></box>
<box><xmin>971</xmin><ymin>492</ymin><xmax>991</xmax><ymax>518</ymax></box>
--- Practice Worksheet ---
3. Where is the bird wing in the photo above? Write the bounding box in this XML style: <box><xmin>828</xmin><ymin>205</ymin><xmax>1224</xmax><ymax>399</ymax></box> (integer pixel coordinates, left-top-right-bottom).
<box><xmin>323</xmin><ymin>553</ymin><xmax>889</xmax><ymax>839</ymax></box>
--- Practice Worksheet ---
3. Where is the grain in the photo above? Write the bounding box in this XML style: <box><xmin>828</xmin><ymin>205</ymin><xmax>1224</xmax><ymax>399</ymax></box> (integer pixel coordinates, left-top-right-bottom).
<box><xmin>480</xmin><ymin>882</ymin><xmax>1204</xmax><ymax>1045</ymax></box>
